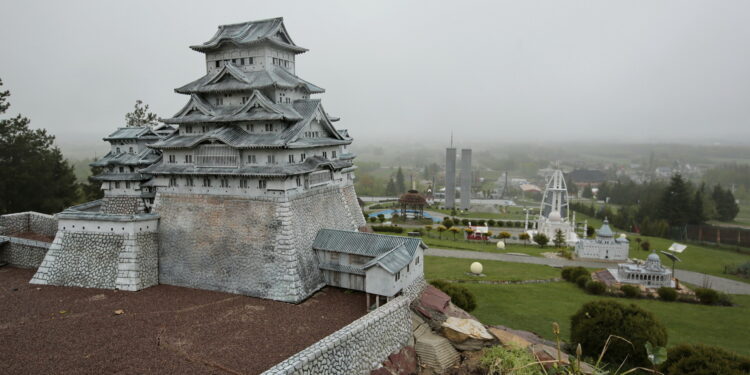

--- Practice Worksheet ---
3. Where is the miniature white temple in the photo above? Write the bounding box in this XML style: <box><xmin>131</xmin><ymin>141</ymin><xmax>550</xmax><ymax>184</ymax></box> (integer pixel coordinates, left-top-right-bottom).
<box><xmin>575</xmin><ymin>218</ymin><xmax>628</xmax><ymax>260</ymax></box>
<box><xmin>529</xmin><ymin>169</ymin><xmax>577</xmax><ymax>244</ymax></box>
<box><xmin>610</xmin><ymin>252</ymin><xmax>673</xmax><ymax>288</ymax></box>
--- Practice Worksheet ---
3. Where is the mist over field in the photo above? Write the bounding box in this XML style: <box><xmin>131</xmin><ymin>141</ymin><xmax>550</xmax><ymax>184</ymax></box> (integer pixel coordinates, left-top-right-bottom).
<box><xmin>2</xmin><ymin>0</ymin><xmax>750</xmax><ymax>162</ymax></box>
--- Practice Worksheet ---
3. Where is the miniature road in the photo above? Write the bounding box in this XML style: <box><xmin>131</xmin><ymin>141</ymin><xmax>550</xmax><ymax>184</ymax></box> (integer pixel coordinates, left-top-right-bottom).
<box><xmin>426</xmin><ymin>248</ymin><xmax>750</xmax><ymax>295</ymax></box>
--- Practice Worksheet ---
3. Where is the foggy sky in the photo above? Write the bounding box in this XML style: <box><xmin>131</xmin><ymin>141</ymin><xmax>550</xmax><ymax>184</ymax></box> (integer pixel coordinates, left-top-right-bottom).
<box><xmin>1</xmin><ymin>0</ymin><xmax>750</xmax><ymax>159</ymax></box>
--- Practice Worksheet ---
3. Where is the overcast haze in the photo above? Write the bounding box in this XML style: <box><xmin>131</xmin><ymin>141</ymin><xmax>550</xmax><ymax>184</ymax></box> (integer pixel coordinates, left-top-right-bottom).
<box><xmin>2</xmin><ymin>0</ymin><xmax>750</xmax><ymax>158</ymax></box>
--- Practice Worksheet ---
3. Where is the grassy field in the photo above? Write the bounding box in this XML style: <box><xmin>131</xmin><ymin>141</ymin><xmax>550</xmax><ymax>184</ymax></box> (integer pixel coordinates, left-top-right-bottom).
<box><xmin>461</xmin><ymin>282</ymin><xmax>750</xmax><ymax>357</ymax></box>
<box><xmin>422</xmin><ymin>256</ymin><xmax>750</xmax><ymax>356</ymax></box>
<box><xmin>424</xmin><ymin>256</ymin><xmax>560</xmax><ymax>282</ymax></box>
<box><xmin>428</xmin><ymin>206</ymin><xmax>535</xmax><ymax>220</ymax></box>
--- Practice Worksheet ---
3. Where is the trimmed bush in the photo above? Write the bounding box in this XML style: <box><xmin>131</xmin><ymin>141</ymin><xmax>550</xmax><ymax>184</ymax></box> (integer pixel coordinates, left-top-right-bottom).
<box><xmin>620</xmin><ymin>284</ymin><xmax>641</xmax><ymax>298</ymax></box>
<box><xmin>562</xmin><ymin>266</ymin><xmax>589</xmax><ymax>282</ymax></box>
<box><xmin>657</xmin><ymin>287</ymin><xmax>678</xmax><ymax>302</ymax></box>
<box><xmin>570</xmin><ymin>300</ymin><xmax>668</xmax><ymax>367</ymax></box>
<box><xmin>576</xmin><ymin>274</ymin><xmax>591</xmax><ymax>289</ymax></box>
<box><xmin>371</xmin><ymin>225</ymin><xmax>404</xmax><ymax>234</ymax></box>
<box><xmin>487</xmin><ymin>219</ymin><xmax>496</xmax><ymax>227</ymax></box>
<box><xmin>585</xmin><ymin>280</ymin><xmax>606</xmax><ymax>295</ymax></box>
<box><xmin>694</xmin><ymin>287</ymin><xmax>719</xmax><ymax>305</ymax></box>
<box><xmin>660</xmin><ymin>343</ymin><xmax>750</xmax><ymax>375</ymax></box>
<box><xmin>442</xmin><ymin>218</ymin><xmax>454</xmax><ymax>228</ymax></box>
<box><xmin>429</xmin><ymin>280</ymin><xmax>477</xmax><ymax>312</ymax></box>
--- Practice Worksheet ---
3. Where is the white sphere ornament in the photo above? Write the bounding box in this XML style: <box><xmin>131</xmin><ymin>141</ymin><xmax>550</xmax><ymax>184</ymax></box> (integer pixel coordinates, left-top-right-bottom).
<box><xmin>496</xmin><ymin>241</ymin><xmax>506</xmax><ymax>250</ymax></box>
<box><xmin>470</xmin><ymin>262</ymin><xmax>483</xmax><ymax>275</ymax></box>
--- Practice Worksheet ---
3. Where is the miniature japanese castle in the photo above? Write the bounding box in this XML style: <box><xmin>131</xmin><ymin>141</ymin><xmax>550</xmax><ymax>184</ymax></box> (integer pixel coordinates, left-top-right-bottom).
<box><xmin>26</xmin><ymin>18</ymin><xmax>428</xmax><ymax>304</ymax></box>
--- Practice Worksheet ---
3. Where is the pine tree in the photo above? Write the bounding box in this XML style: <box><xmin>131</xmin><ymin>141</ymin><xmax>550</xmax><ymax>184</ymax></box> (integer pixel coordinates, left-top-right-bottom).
<box><xmin>384</xmin><ymin>178</ymin><xmax>397</xmax><ymax>197</ymax></box>
<box><xmin>553</xmin><ymin>229</ymin><xmax>567</xmax><ymax>248</ymax></box>
<box><xmin>80</xmin><ymin>161</ymin><xmax>105</xmax><ymax>202</ymax></box>
<box><xmin>582</xmin><ymin>185</ymin><xmax>594</xmax><ymax>199</ymax></box>
<box><xmin>125</xmin><ymin>100</ymin><xmax>159</xmax><ymax>127</ymax></box>
<box><xmin>713</xmin><ymin>185</ymin><xmax>739</xmax><ymax>221</ymax></box>
<box><xmin>0</xmin><ymin>78</ymin><xmax>79</xmax><ymax>214</ymax></box>
<box><xmin>688</xmin><ymin>185</ymin><xmax>707</xmax><ymax>225</ymax></box>
<box><xmin>658</xmin><ymin>174</ymin><xmax>691</xmax><ymax>227</ymax></box>
<box><xmin>395</xmin><ymin>167</ymin><xmax>406</xmax><ymax>194</ymax></box>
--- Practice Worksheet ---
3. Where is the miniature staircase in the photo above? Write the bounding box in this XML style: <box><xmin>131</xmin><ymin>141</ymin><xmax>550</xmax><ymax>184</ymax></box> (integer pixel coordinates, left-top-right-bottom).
<box><xmin>413</xmin><ymin>316</ymin><xmax>459</xmax><ymax>372</ymax></box>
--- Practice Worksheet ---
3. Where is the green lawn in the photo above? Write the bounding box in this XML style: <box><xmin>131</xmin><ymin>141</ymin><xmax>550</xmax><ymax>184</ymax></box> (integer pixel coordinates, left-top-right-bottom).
<box><xmin>414</xmin><ymin>234</ymin><xmax>552</xmax><ymax>257</ymax></box>
<box><xmin>461</xmin><ymin>282</ymin><xmax>750</xmax><ymax>357</ymax></box>
<box><xmin>424</xmin><ymin>256</ymin><xmax>560</xmax><ymax>282</ymax></box>
<box><xmin>428</xmin><ymin>206</ymin><xmax>537</xmax><ymax>221</ymax></box>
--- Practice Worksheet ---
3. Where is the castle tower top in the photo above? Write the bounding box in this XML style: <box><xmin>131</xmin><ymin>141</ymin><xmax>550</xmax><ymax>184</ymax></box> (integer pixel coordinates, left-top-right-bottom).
<box><xmin>191</xmin><ymin>17</ymin><xmax>307</xmax><ymax>54</ymax></box>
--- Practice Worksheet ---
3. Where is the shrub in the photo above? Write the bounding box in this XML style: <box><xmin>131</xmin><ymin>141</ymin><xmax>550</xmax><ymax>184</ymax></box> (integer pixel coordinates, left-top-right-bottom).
<box><xmin>725</xmin><ymin>261</ymin><xmax>750</xmax><ymax>278</ymax></box>
<box><xmin>429</xmin><ymin>280</ymin><xmax>477</xmax><ymax>312</ymax></box>
<box><xmin>496</xmin><ymin>220</ymin><xmax>505</xmax><ymax>227</ymax></box>
<box><xmin>660</xmin><ymin>343</ymin><xmax>750</xmax><ymax>375</ymax></box>
<box><xmin>442</xmin><ymin>218</ymin><xmax>454</xmax><ymax>229</ymax></box>
<box><xmin>562</xmin><ymin>266</ymin><xmax>589</xmax><ymax>282</ymax></box>
<box><xmin>480</xmin><ymin>345</ymin><xmax>544</xmax><ymax>375</ymax></box>
<box><xmin>657</xmin><ymin>287</ymin><xmax>678</xmax><ymax>302</ymax></box>
<box><xmin>694</xmin><ymin>287</ymin><xmax>719</xmax><ymax>305</ymax></box>
<box><xmin>368</xmin><ymin>216</ymin><xmax>377</xmax><ymax>223</ymax></box>
<box><xmin>585</xmin><ymin>280</ymin><xmax>606</xmax><ymax>295</ymax></box>
<box><xmin>570</xmin><ymin>300</ymin><xmax>668</xmax><ymax>367</ymax></box>
<box><xmin>477</xmin><ymin>220</ymin><xmax>486</xmax><ymax>226</ymax></box>
<box><xmin>462</xmin><ymin>219</ymin><xmax>471</xmax><ymax>226</ymax></box>
<box><xmin>371</xmin><ymin>225</ymin><xmax>404</xmax><ymax>234</ymax></box>
<box><xmin>533</xmin><ymin>233</ymin><xmax>549</xmax><ymax>248</ymax></box>
<box><xmin>487</xmin><ymin>219</ymin><xmax>496</xmax><ymax>226</ymax></box>
<box><xmin>576</xmin><ymin>274</ymin><xmax>591</xmax><ymax>289</ymax></box>
<box><xmin>620</xmin><ymin>284</ymin><xmax>641</xmax><ymax>298</ymax></box>
<box><xmin>718</xmin><ymin>292</ymin><xmax>734</xmax><ymax>306</ymax></box>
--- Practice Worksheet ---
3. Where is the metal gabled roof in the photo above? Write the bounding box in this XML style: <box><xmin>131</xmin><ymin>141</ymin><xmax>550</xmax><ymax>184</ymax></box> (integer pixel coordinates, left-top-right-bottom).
<box><xmin>313</xmin><ymin>229</ymin><xmax>426</xmax><ymax>258</ymax></box>
<box><xmin>363</xmin><ymin>242</ymin><xmax>414</xmax><ymax>274</ymax></box>
<box><xmin>175</xmin><ymin>64</ymin><xmax>324</xmax><ymax>94</ymax></box>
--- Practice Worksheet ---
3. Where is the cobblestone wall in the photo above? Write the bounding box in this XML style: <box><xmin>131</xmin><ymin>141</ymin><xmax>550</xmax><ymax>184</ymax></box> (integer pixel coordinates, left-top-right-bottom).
<box><xmin>262</xmin><ymin>295</ymin><xmax>412</xmax><ymax>375</ymax></box>
<box><xmin>155</xmin><ymin>185</ymin><xmax>365</xmax><ymax>303</ymax></box>
<box><xmin>41</xmin><ymin>232</ymin><xmax>124</xmax><ymax>289</ymax></box>
<box><xmin>0</xmin><ymin>212</ymin><xmax>57</xmax><ymax>236</ymax></box>
<box><xmin>0</xmin><ymin>238</ymin><xmax>50</xmax><ymax>269</ymax></box>
<box><xmin>101</xmin><ymin>196</ymin><xmax>142</xmax><ymax>215</ymax></box>
<box><xmin>115</xmin><ymin>232</ymin><xmax>159</xmax><ymax>291</ymax></box>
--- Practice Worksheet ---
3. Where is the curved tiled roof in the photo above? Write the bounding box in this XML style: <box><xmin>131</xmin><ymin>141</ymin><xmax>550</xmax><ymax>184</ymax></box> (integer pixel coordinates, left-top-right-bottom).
<box><xmin>190</xmin><ymin>18</ymin><xmax>307</xmax><ymax>53</ymax></box>
<box><xmin>91</xmin><ymin>148</ymin><xmax>161</xmax><ymax>167</ymax></box>
<box><xmin>163</xmin><ymin>91</ymin><xmax>304</xmax><ymax>124</ymax></box>
<box><xmin>175</xmin><ymin>64</ymin><xmax>323</xmax><ymax>94</ymax></box>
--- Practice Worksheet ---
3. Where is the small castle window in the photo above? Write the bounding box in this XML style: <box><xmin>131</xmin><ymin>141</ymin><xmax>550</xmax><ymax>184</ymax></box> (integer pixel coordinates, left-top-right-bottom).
<box><xmin>168</xmin><ymin>155</ymin><xmax>176</xmax><ymax>163</ymax></box>
<box><xmin>258</xmin><ymin>179</ymin><xmax>267</xmax><ymax>189</ymax></box>
<box><xmin>242</xmin><ymin>97</ymin><xmax>249</xmax><ymax>104</ymax></box>
<box><xmin>129</xmin><ymin>147</ymin><xmax>134</xmax><ymax>153</ymax></box>
<box><xmin>265</xmin><ymin>123</ymin><xmax>273</xmax><ymax>132</ymax></box>
<box><xmin>186</xmin><ymin>177</ymin><xmax>194</xmax><ymax>187</ymax></box>
<box><xmin>119</xmin><ymin>167</ymin><xmax>124</xmax><ymax>173</ymax></box>
<box><xmin>169</xmin><ymin>177</ymin><xmax>177</xmax><ymax>187</ymax></box>
<box><xmin>288</xmin><ymin>155</ymin><xmax>295</xmax><ymax>163</ymax></box>
<box><xmin>203</xmin><ymin>177</ymin><xmax>211</xmax><ymax>187</ymax></box>
<box><xmin>185</xmin><ymin>154</ymin><xmax>193</xmax><ymax>163</ymax></box>
<box><xmin>332</xmin><ymin>151</ymin><xmax>337</xmax><ymax>159</ymax></box>
<box><xmin>215</xmin><ymin>61</ymin><xmax>220</xmax><ymax>68</ymax></box>
<box><xmin>240</xmin><ymin>178</ymin><xmax>249</xmax><ymax>188</ymax></box>
<box><xmin>322</xmin><ymin>152</ymin><xmax>327</xmax><ymax>159</ymax></box>
<box><xmin>267</xmin><ymin>155</ymin><xmax>276</xmax><ymax>164</ymax></box>
<box><xmin>247</xmin><ymin>154</ymin><xmax>256</xmax><ymax>164</ymax></box>
<box><xmin>125</xmin><ymin>182</ymin><xmax>131</xmax><ymax>189</ymax></box>
<box><xmin>115</xmin><ymin>182</ymin><xmax>120</xmax><ymax>188</ymax></box>
<box><xmin>116</xmin><ymin>147</ymin><xmax>121</xmax><ymax>153</ymax></box>
<box><xmin>296</xmin><ymin>176</ymin><xmax>301</xmax><ymax>187</ymax></box>
<box><xmin>220</xmin><ymin>178</ymin><xmax>230</xmax><ymax>188</ymax></box>
<box><xmin>300</xmin><ymin>153</ymin><xmax>306</xmax><ymax>161</ymax></box>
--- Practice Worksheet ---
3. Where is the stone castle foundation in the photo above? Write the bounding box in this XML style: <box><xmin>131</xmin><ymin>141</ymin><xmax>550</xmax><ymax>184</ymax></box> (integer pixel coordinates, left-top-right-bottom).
<box><xmin>155</xmin><ymin>184</ymin><xmax>365</xmax><ymax>303</ymax></box>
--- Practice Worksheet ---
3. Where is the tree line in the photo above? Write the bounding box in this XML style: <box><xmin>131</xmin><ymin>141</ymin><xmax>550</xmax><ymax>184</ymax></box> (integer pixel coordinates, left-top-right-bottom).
<box><xmin>573</xmin><ymin>174</ymin><xmax>739</xmax><ymax>237</ymax></box>
<box><xmin>0</xmin><ymin>79</ymin><xmax>157</xmax><ymax>215</ymax></box>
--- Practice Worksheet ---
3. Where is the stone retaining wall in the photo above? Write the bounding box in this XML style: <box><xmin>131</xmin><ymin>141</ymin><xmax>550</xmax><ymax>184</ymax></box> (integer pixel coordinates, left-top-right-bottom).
<box><xmin>0</xmin><ymin>212</ymin><xmax>57</xmax><ymax>237</ymax></box>
<box><xmin>0</xmin><ymin>236</ymin><xmax>51</xmax><ymax>269</ymax></box>
<box><xmin>155</xmin><ymin>185</ymin><xmax>365</xmax><ymax>303</ymax></box>
<box><xmin>31</xmin><ymin>230</ymin><xmax>159</xmax><ymax>291</ymax></box>
<box><xmin>261</xmin><ymin>295</ymin><xmax>412</xmax><ymax>375</ymax></box>
<box><xmin>101</xmin><ymin>196</ymin><xmax>143</xmax><ymax>215</ymax></box>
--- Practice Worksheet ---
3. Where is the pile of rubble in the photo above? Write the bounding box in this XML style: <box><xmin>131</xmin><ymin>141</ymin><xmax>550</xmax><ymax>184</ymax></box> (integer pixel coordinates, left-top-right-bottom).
<box><xmin>372</xmin><ymin>285</ymin><xmax>593</xmax><ymax>375</ymax></box>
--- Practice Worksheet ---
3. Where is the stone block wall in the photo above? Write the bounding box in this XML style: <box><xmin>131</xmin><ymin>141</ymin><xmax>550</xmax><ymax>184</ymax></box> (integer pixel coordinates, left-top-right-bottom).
<box><xmin>101</xmin><ymin>196</ymin><xmax>143</xmax><ymax>215</ymax></box>
<box><xmin>155</xmin><ymin>184</ymin><xmax>366</xmax><ymax>303</ymax></box>
<box><xmin>261</xmin><ymin>295</ymin><xmax>412</xmax><ymax>375</ymax></box>
<box><xmin>0</xmin><ymin>237</ymin><xmax>51</xmax><ymax>269</ymax></box>
<box><xmin>31</xmin><ymin>230</ymin><xmax>159</xmax><ymax>291</ymax></box>
<box><xmin>0</xmin><ymin>212</ymin><xmax>57</xmax><ymax>236</ymax></box>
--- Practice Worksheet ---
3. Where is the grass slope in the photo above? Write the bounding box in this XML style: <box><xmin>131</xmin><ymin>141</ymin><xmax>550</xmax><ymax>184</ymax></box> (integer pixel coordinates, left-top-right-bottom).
<box><xmin>424</xmin><ymin>256</ymin><xmax>559</xmax><ymax>282</ymax></box>
<box><xmin>463</xmin><ymin>282</ymin><xmax>750</xmax><ymax>357</ymax></box>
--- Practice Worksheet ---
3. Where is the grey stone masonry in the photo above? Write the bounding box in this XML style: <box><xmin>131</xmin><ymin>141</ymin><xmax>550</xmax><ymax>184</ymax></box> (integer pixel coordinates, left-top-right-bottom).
<box><xmin>261</xmin><ymin>295</ymin><xmax>413</xmax><ymax>375</ymax></box>
<box><xmin>0</xmin><ymin>212</ymin><xmax>57</xmax><ymax>237</ymax></box>
<box><xmin>155</xmin><ymin>184</ymin><xmax>365</xmax><ymax>303</ymax></box>
<box><xmin>31</xmin><ymin>230</ymin><xmax>159</xmax><ymax>291</ymax></box>
<box><xmin>0</xmin><ymin>236</ymin><xmax>51</xmax><ymax>269</ymax></box>
<box><xmin>101</xmin><ymin>196</ymin><xmax>143</xmax><ymax>215</ymax></box>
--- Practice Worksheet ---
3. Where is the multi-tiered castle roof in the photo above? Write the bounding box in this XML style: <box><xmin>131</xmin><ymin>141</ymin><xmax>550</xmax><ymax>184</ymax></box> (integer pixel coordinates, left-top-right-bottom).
<box><xmin>143</xmin><ymin>17</ymin><xmax>355</xmax><ymax>189</ymax></box>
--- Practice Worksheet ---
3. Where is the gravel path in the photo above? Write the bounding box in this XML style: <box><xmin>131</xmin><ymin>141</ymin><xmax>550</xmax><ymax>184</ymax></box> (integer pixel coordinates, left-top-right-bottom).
<box><xmin>427</xmin><ymin>248</ymin><xmax>750</xmax><ymax>295</ymax></box>
<box><xmin>0</xmin><ymin>267</ymin><xmax>366</xmax><ymax>375</ymax></box>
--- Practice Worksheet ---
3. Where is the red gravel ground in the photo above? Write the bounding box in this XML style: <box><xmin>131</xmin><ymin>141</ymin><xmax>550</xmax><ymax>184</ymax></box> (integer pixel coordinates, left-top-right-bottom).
<box><xmin>0</xmin><ymin>267</ymin><xmax>366</xmax><ymax>374</ymax></box>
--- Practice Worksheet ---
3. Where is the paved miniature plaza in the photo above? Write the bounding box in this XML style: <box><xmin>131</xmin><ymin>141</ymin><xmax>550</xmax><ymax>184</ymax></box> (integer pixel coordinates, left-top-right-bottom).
<box><xmin>0</xmin><ymin>267</ymin><xmax>365</xmax><ymax>374</ymax></box>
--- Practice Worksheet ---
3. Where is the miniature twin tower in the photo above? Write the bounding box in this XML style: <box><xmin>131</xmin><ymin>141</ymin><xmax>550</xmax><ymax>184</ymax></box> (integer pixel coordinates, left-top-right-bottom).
<box><xmin>28</xmin><ymin>18</ymin><xmax>421</xmax><ymax>303</ymax></box>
